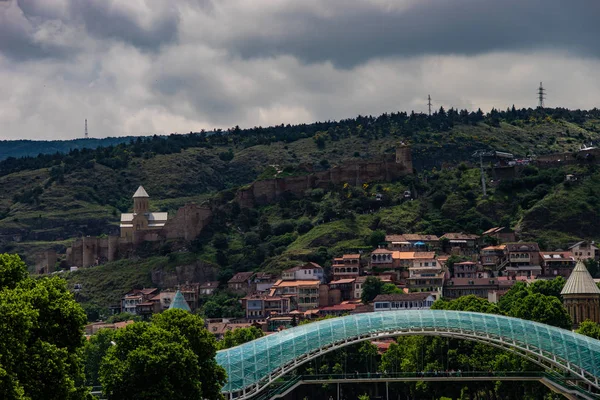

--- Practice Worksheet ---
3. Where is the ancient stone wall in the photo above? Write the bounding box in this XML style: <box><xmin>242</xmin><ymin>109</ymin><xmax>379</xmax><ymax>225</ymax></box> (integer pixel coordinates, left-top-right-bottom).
<box><xmin>162</xmin><ymin>204</ymin><xmax>212</xmax><ymax>241</ymax></box>
<box><xmin>236</xmin><ymin>148</ymin><xmax>413</xmax><ymax>207</ymax></box>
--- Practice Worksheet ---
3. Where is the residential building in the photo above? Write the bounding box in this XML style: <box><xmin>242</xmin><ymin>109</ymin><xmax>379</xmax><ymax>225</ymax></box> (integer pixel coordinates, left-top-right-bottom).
<box><xmin>373</xmin><ymin>293</ymin><xmax>436</xmax><ymax>311</ymax></box>
<box><xmin>569</xmin><ymin>241</ymin><xmax>599</xmax><ymax>261</ymax></box>
<box><xmin>282</xmin><ymin>263</ymin><xmax>324</xmax><ymax>282</ymax></box>
<box><xmin>327</xmin><ymin>278</ymin><xmax>356</xmax><ymax>304</ymax></box>
<box><xmin>385</xmin><ymin>234</ymin><xmax>440</xmax><ymax>251</ymax></box>
<box><xmin>180</xmin><ymin>283</ymin><xmax>199</xmax><ymax>312</ymax></box>
<box><xmin>354</xmin><ymin>276</ymin><xmax>368</xmax><ymax>299</ymax></box>
<box><xmin>253</xmin><ymin>272</ymin><xmax>276</xmax><ymax>293</ymax></box>
<box><xmin>150</xmin><ymin>290</ymin><xmax>176</xmax><ymax>311</ymax></box>
<box><xmin>331</xmin><ymin>254</ymin><xmax>361</xmax><ymax>280</ymax></box>
<box><xmin>482</xmin><ymin>227</ymin><xmax>516</xmax><ymax>243</ymax></box>
<box><xmin>369</xmin><ymin>248</ymin><xmax>394</xmax><ymax>270</ymax></box>
<box><xmin>443</xmin><ymin>277</ymin><xmax>515</xmax><ymax>299</ymax></box>
<box><xmin>228</xmin><ymin>272</ymin><xmax>256</xmax><ymax>293</ymax></box>
<box><xmin>453</xmin><ymin>261</ymin><xmax>488</xmax><ymax>279</ymax></box>
<box><xmin>241</xmin><ymin>294</ymin><xmax>291</xmax><ymax>320</ymax></box>
<box><xmin>317</xmin><ymin>302</ymin><xmax>360</xmax><ymax>317</ymax></box>
<box><xmin>207</xmin><ymin>322</ymin><xmax>255</xmax><ymax>340</ymax></box>
<box><xmin>121</xmin><ymin>288</ymin><xmax>159</xmax><ymax>315</ymax></box>
<box><xmin>441</xmin><ymin>233</ymin><xmax>481</xmax><ymax>255</ymax></box>
<box><xmin>199</xmin><ymin>281</ymin><xmax>219</xmax><ymax>296</ymax></box>
<box><xmin>480</xmin><ymin>245</ymin><xmax>506</xmax><ymax>271</ymax></box>
<box><xmin>270</xmin><ymin>280</ymin><xmax>321</xmax><ymax>312</ymax></box>
<box><xmin>504</xmin><ymin>243</ymin><xmax>542</xmax><ymax>278</ymax></box>
<box><xmin>561</xmin><ymin>260</ymin><xmax>600</xmax><ymax>328</ymax></box>
<box><xmin>407</xmin><ymin>253</ymin><xmax>444</xmax><ymax>293</ymax></box>
<box><xmin>540</xmin><ymin>251</ymin><xmax>576</xmax><ymax>278</ymax></box>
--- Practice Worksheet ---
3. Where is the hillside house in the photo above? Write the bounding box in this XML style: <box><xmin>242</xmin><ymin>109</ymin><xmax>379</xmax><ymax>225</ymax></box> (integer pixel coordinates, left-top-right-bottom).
<box><xmin>332</xmin><ymin>254</ymin><xmax>361</xmax><ymax>280</ymax></box>
<box><xmin>369</xmin><ymin>248</ymin><xmax>394</xmax><ymax>269</ymax></box>
<box><xmin>228</xmin><ymin>272</ymin><xmax>256</xmax><ymax>293</ymax></box>
<box><xmin>150</xmin><ymin>290</ymin><xmax>175</xmax><ymax>311</ymax></box>
<box><xmin>253</xmin><ymin>272</ymin><xmax>276</xmax><ymax>293</ymax></box>
<box><xmin>121</xmin><ymin>288</ymin><xmax>159</xmax><ymax>315</ymax></box>
<box><xmin>270</xmin><ymin>280</ymin><xmax>321</xmax><ymax>311</ymax></box>
<box><xmin>385</xmin><ymin>234</ymin><xmax>439</xmax><ymax>251</ymax></box>
<box><xmin>569</xmin><ymin>241</ymin><xmax>599</xmax><ymax>260</ymax></box>
<box><xmin>407</xmin><ymin>253</ymin><xmax>444</xmax><ymax>293</ymax></box>
<box><xmin>241</xmin><ymin>294</ymin><xmax>291</xmax><ymax>320</ymax></box>
<box><xmin>443</xmin><ymin>278</ymin><xmax>515</xmax><ymax>299</ymax></box>
<box><xmin>327</xmin><ymin>278</ymin><xmax>356</xmax><ymax>304</ymax></box>
<box><xmin>373</xmin><ymin>293</ymin><xmax>436</xmax><ymax>311</ymax></box>
<box><xmin>482</xmin><ymin>227</ymin><xmax>516</xmax><ymax>243</ymax></box>
<box><xmin>480</xmin><ymin>245</ymin><xmax>507</xmax><ymax>271</ymax></box>
<box><xmin>441</xmin><ymin>233</ymin><xmax>481</xmax><ymax>255</ymax></box>
<box><xmin>282</xmin><ymin>263</ymin><xmax>324</xmax><ymax>282</ymax></box>
<box><xmin>199</xmin><ymin>281</ymin><xmax>219</xmax><ymax>296</ymax></box>
<box><xmin>540</xmin><ymin>251</ymin><xmax>576</xmax><ymax>278</ymax></box>
<box><xmin>504</xmin><ymin>243</ymin><xmax>542</xmax><ymax>278</ymax></box>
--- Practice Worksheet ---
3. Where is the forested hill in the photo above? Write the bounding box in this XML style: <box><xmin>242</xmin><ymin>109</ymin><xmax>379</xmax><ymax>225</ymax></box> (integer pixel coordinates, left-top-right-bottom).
<box><xmin>0</xmin><ymin>137</ymin><xmax>137</xmax><ymax>161</ymax></box>
<box><xmin>2</xmin><ymin>106</ymin><xmax>600</xmax><ymax>260</ymax></box>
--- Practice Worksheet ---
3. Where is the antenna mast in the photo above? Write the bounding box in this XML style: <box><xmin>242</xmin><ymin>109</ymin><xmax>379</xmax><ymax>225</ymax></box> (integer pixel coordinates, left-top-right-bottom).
<box><xmin>85</xmin><ymin>119</ymin><xmax>88</xmax><ymax>139</ymax></box>
<box><xmin>537</xmin><ymin>82</ymin><xmax>546</xmax><ymax>108</ymax></box>
<box><xmin>428</xmin><ymin>94</ymin><xmax>432</xmax><ymax>116</ymax></box>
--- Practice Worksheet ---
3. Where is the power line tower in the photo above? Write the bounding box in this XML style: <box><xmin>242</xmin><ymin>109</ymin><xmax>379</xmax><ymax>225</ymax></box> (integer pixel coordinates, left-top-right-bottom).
<box><xmin>427</xmin><ymin>94</ymin><xmax>432</xmax><ymax>116</ymax></box>
<box><xmin>84</xmin><ymin>119</ymin><xmax>88</xmax><ymax>139</ymax></box>
<box><xmin>537</xmin><ymin>82</ymin><xmax>546</xmax><ymax>108</ymax></box>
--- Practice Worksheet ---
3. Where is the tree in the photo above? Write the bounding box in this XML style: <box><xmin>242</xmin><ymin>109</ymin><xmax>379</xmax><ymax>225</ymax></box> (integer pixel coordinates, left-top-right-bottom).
<box><xmin>83</xmin><ymin>328</ymin><xmax>116</xmax><ymax>386</ymax></box>
<box><xmin>368</xmin><ymin>230</ymin><xmax>386</xmax><ymax>248</ymax></box>
<box><xmin>218</xmin><ymin>326</ymin><xmax>264</xmax><ymax>350</ymax></box>
<box><xmin>100</xmin><ymin>323</ymin><xmax>204</xmax><ymax>400</ymax></box>
<box><xmin>432</xmin><ymin>295</ymin><xmax>501</xmax><ymax>314</ymax></box>
<box><xmin>0</xmin><ymin>253</ymin><xmax>27</xmax><ymax>290</ymax></box>
<box><xmin>528</xmin><ymin>276</ymin><xmax>565</xmax><ymax>298</ymax></box>
<box><xmin>0</xmin><ymin>254</ymin><xmax>90</xmax><ymax>400</ymax></box>
<box><xmin>508</xmin><ymin>293</ymin><xmax>572</xmax><ymax>330</ymax></box>
<box><xmin>105</xmin><ymin>312</ymin><xmax>141</xmax><ymax>323</ymax></box>
<box><xmin>361</xmin><ymin>277</ymin><xmax>383</xmax><ymax>304</ymax></box>
<box><xmin>381</xmin><ymin>283</ymin><xmax>402</xmax><ymax>295</ymax></box>
<box><xmin>152</xmin><ymin>309</ymin><xmax>226</xmax><ymax>400</ymax></box>
<box><xmin>577</xmin><ymin>320</ymin><xmax>600</xmax><ymax>340</ymax></box>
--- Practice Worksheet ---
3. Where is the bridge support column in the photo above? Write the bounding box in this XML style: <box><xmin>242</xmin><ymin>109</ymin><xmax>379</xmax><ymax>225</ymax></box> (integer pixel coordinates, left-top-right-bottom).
<box><xmin>337</xmin><ymin>382</ymin><xmax>340</xmax><ymax>400</ymax></box>
<box><xmin>386</xmin><ymin>382</ymin><xmax>389</xmax><ymax>400</ymax></box>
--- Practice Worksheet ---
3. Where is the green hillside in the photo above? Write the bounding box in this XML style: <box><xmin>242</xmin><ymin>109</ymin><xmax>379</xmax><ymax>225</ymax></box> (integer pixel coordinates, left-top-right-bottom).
<box><xmin>2</xmin><ymin>106</ymin><xmax>600</xmax><ymax>270</ymax></box>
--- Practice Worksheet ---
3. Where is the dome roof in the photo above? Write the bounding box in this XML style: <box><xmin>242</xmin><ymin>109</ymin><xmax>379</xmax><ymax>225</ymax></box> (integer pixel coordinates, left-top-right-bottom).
<box><xmin>168</xmin><ymin>290</ymin><xmax>191</xmax><ymax>312</ymax></box>
<box><xmin>561</xmin><ymin>260</ymin><xmax>600</xmax><ymax>295</ymax></box>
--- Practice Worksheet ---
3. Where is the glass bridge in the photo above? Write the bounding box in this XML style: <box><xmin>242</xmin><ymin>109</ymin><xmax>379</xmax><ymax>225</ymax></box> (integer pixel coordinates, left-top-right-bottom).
<box><xmin>216</xmin><ymin>310</ymin><xmax>600</xmax><ymax>399</ymax></box>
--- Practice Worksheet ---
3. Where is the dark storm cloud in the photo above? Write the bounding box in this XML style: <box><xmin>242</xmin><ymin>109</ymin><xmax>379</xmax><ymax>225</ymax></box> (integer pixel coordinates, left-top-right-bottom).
<box><xmin>226</xmin><ymin>0</ymin><xmax>600</xmax><ymax>68</ymax></box>
<box><xmin>69</xmin><ymin>0</ymin><xmax>180</xmax><ymax>50</ymax></box>
<box><xmin>0</xmin><ymin>1</ymin><xmax>76</xmax><ymax>61</ymax></box>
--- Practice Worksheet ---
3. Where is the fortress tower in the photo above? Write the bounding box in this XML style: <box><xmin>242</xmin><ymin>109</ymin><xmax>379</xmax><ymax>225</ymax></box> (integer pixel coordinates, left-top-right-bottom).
<box><xmin>396</xmin><ymin>142</ymin><xmax>413</xmax><ymax>172</ymax></box>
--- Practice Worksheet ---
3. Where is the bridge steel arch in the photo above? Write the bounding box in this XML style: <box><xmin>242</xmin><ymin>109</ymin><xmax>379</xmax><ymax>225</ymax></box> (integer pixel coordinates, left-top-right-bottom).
<box><xmin>216</xmin><ymin>310</ymin><xmax>600</xmax><ymax>399</ymax></box>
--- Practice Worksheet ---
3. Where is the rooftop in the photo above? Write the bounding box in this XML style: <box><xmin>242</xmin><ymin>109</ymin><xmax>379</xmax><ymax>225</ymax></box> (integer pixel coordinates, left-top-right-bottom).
<box><xmin>168</xmin><ymin>290</ymin><xmax>191</xmax><ymax>312</ymax></box>
<box><xmin>133</xmin><ymin>185</ymin><xmax>150</xmax><ymax>198</ymax></box>
<box><xmin>505</xmin><ymin>242</ymin><xmax>540</xmax><ymax>252</ymax></box>
<box><xmin>561</xmin><ymin>260</ymin><xmax>600</xmax><ymax>295</ymax></box>
<box><xmin>441</xmin><ymin>232</ymin><xmax>480</xmax><ymax>240</ymax></box>
<box><xmin>373</xmin><ymin>292</ymin><xmax>434</xmax><ymax>302</ymax></box>
<box><xmin>228</xmin><ymin>272</ymin><xmax>255</xmax><ymax>284</ymax></box>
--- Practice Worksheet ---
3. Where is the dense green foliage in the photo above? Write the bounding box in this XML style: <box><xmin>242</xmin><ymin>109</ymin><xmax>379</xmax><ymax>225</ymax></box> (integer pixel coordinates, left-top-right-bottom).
<box><xmin>577</xmin><ymin>320</ymin><xmax>600</xmax><ymax>340</ymax></box>
<box><xmin>100</xmin><ymin>309</ymin><xmax>225</xmax><ymax>400</ymax></box>
<box><xmin>0</xmin><ymin>254</ymin><xmax>90</xmax><ymax>400</ymax></box>
<box><xmin>218</xmin><ymin>326</ymin><xmax>264</xmax><ymax>350</ymax></box>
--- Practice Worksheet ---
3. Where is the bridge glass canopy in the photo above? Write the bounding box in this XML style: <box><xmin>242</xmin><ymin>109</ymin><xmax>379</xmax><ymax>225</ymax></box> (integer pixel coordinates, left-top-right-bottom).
<box><xmin>216</xmin><ymin>310</ymin><xmax>600</xmax><ymax>393</ymax></box>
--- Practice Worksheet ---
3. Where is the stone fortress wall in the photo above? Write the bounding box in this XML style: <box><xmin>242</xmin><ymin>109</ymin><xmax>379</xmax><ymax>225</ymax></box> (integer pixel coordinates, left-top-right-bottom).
<box><xmin>37</xmin><ymin>204</ymin><xmax>212</xmax><ymax>272</ymax></box>
<box><xmin>237</xmin><ymin>144</ymin><xmax>413</xmax><ymax>208</ymax></box>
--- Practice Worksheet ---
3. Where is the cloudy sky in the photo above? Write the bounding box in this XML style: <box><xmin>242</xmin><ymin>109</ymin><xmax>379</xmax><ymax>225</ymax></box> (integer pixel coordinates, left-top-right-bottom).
<box><xmin>1</xmin><ymin>0</ymin><xmax>600</xmax><ymax>140</ymax></box>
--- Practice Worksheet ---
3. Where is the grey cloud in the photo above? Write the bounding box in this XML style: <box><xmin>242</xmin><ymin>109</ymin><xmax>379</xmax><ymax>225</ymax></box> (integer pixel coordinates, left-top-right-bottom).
<box><xmin>69</xmin><ymin>0</ymin><xmax>180</xmax><ymax>50</ymax></box>
<box><xmin>223</xmin><ymin>0</ymin><xmax>600</xmax><ymax>68</ymax></box>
